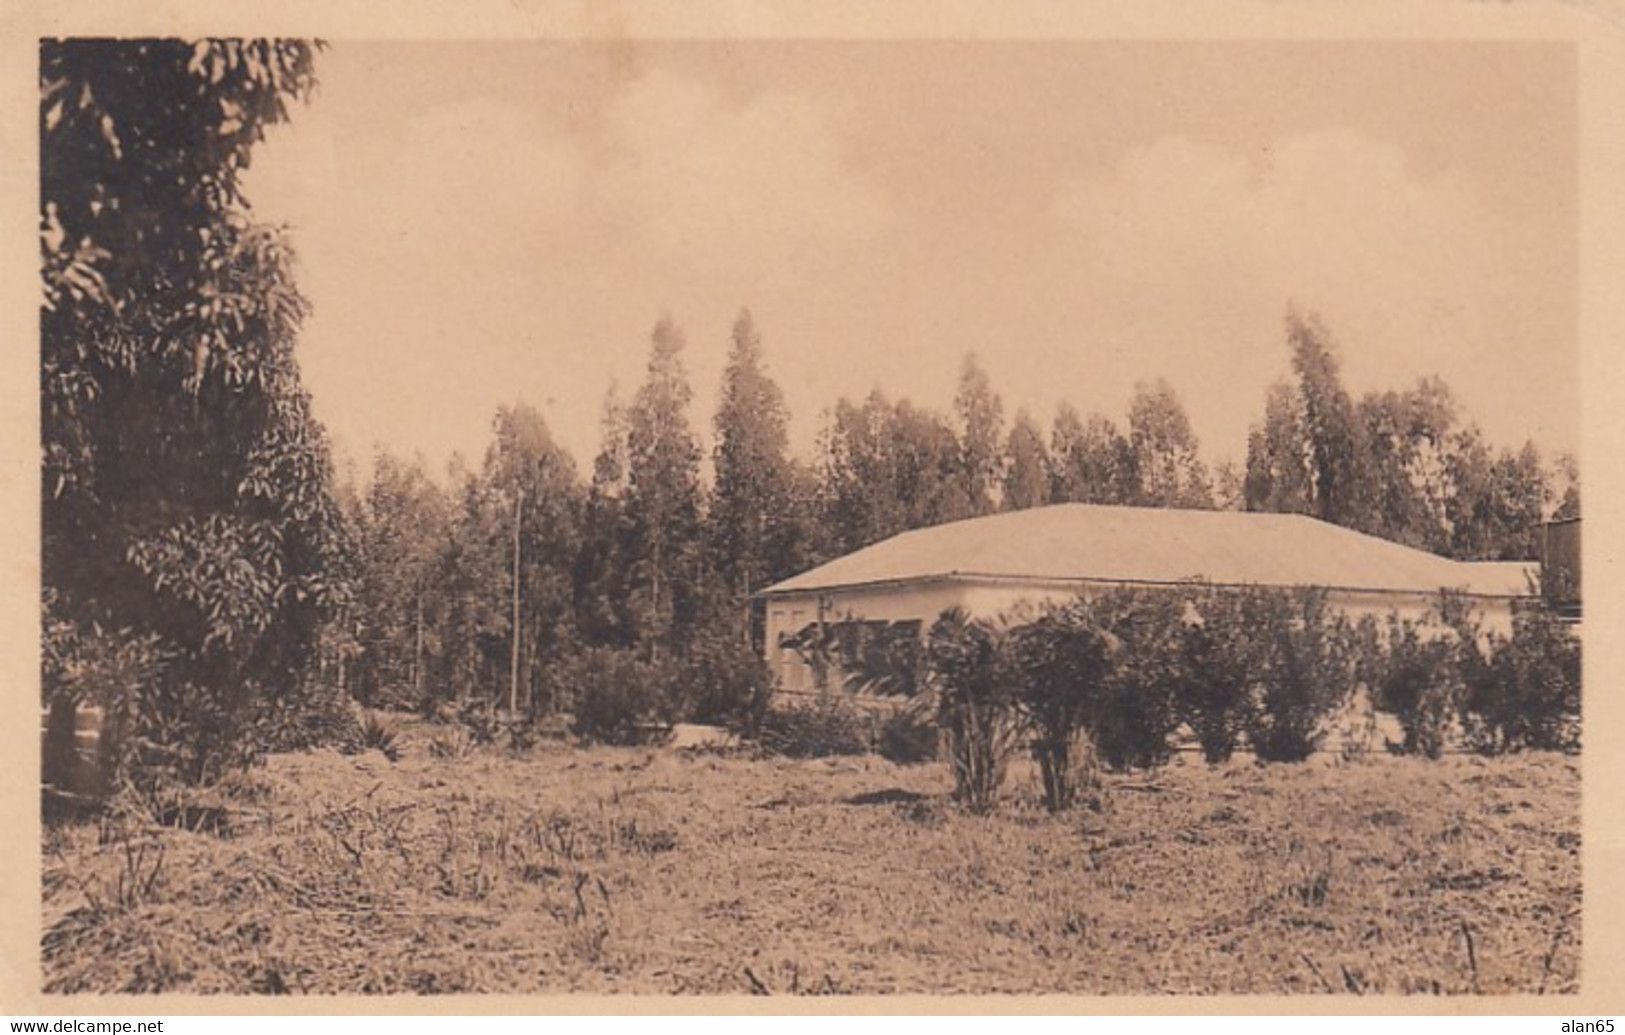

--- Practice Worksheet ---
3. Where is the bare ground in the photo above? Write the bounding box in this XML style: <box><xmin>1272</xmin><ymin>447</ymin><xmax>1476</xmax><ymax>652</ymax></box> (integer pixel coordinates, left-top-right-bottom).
<box><xmin>41</xmin><ymin>722</ymin><xmax>1580</xmax><ymax>996</ymax></box>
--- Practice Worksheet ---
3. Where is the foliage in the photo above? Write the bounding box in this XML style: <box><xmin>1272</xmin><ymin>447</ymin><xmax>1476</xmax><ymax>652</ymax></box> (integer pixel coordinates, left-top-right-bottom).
<box><xmin>485</xmin><ymin>402</ymin><xmax>586</xmax><ymax>714</ymax></box>
<box><xmin>427</xmin><ymin>467</ymin><xmax>513</xmax><ymax>711</ymax></box>
<box><xmin>680</xmin><ymin>629</ymin><xmax>777</xmax><ymax>732</ymax></box>
<box><xmin>358</xmin><ymin>712</ymin><xmax>402</xmax><ymax>762</ymax></box>
<box><xmin>1458</xmin><ymin>601</ymin><xmax>1580</xmax><ymax>754</ymax></box>
<box><xmin>954</xmin><ymin>353</ymin><xmax>1005</xmax><ymax>515</ymax></box>
<box><xmin>1049</xmin><ymin>404</ymin><xmax>1138</xmax><ymax>505</ymax></box>
<box><xmin>426</xmin><ymin>725</ymin><xmax>476</xmax><ymax>761</ymax></box>
<box><xmin>1085</xmin><ymin>588</ymin><xmax>1186</xmax><ymax>771</ymax></box>
<box><xmin>246</xmin><ymin>681</ymin><xmax>365</xmax><ymax>760</ymax></box>
<box><xmin>1244</xmin><ymin>380</ymin><xmax>1313</xmax><ymax>516</ymax></box>
<box><xmin>1127</xmin><ymin>379</ymin><xmax>1213</xmax><ymax>509</ymax></box>
<box><xmin>565</xmin><ymin>649</ymin><xmax>679</xmax><ymax>747</ymax></box>
<box><xmin>1004</xmin><ymin>602</ymin><xmax>1115</xmax><ymax>809</ymax></box>
<box><xmin>753</xmin><ymin>697</ymin><xmax>870</xmax><ymax>759</ymax></box>
<box><xmin>1243</xmin><ymin>588</ymin><xmax>1359</xmax><ymax>763</ymax></box>
<box><xmin>924</xmin><ymin>609</ymin><xmax>1022</xmax><ymax>813</ymax></box>
<box><xmin>1371</xmin><ymin>609</ymin><xmax>1460</xmax><ymax>759</ymax></box>
<box><xmin>710</xmin><ymin>310</ymin><xmax>806</xmax><ymax>617</ymax></box>
<box><xmin>1286</xmin><ymin>309</ymin><xmax>1370</xmax><ymax>529</ymax></box>
<box><xmin>41</xmin><ymin>39</ymin><xmax>346</xmax><ymax>791</ymax></box>
<box><xmin>453</xmin><ymin>698</ymin><xmax>505</xmax><ymax>747</ymax></box>
<box><xmin>1356</xmin><ymin>378</ymin><xmax>1457</xmax><ymax>552</ymax></box>
<box><xmin>575</xmin><ymin>385</ymin><xmax>640</xmax><ymax>651</ymax></box>
<box><xmin>1174</xmin><ymin>586</ymin><xmax>1269</xmax><ymax>764</ymax></box>
<box><xmin>1001</xmin><ymin>410</ymin><xmax>1051</xmax><ymax>512</ymax></box>
<box><xmin>875</xmin><ymin>701</ymin><xmax>939</xmax><ymax>765</ymax></box>
<box><xmin>1244</xmin><ymin>308</ymin><xmax>1560</xmax><ymax>563</ymax></box>
<box><xmin>42</xmin><ymin>591</ymin><xmax>170</xmax><ymax>793</ymax></box>
<box><xmin>623</xmin><ymin>318</ymin><xmax>706</xmax><ymax>654</ymax></box>
<box><xmin>348</xmin><ymin>452</ymin><xmax>452</xmax><ymax>709</ymax></box>
<box><xmin>820</xmin><ymin>391</ymin><xmax>978</xmax><ymax>554</ymax></box>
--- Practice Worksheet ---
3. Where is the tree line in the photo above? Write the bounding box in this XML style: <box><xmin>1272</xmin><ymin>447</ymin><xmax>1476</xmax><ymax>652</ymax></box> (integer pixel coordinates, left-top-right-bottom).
<box><xmin>39</xmin><ymin>39</ymin><xmax>1580</xmax><ymax>797</ymax></box>
<box><xmin>337</xmin><ymin>300</ymin><xmax>1577</xmax><ymax>722</ymax></box>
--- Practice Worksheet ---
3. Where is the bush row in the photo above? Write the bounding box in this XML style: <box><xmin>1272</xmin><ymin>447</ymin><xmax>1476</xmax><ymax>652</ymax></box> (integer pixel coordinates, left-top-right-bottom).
<box><xmin>922</xmin><ymin>585</ymin><xmax>1580</xmax><ymax>813</ymax></box>
<box><xmin>1374</xmin><ymin>595</ymin><xmax>1580</xmax><ymax>758</ymax></box>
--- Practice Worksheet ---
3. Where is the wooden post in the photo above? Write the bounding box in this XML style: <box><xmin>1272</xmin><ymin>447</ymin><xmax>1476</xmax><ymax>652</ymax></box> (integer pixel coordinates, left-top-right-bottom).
<box><xmin>414</xmin><ymin>591</ymin><xmax>425</xmax><ymax>698</ymax></box>
<box><xmin>510</xmin><ymin>489</ymin><xmax>523</xmax><ymax>717</ymax></box>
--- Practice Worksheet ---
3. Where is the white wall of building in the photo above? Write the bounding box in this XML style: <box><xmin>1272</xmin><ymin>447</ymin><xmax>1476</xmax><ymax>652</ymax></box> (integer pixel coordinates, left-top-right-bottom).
<box><xmin>761</xmin><ymin>578</ymin><xmax>1519</xmax><ymax>693</ymax></box>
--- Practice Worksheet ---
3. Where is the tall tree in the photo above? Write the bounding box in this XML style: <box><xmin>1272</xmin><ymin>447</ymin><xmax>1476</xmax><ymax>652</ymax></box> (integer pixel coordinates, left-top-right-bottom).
<box><xmin>1002</xmin><ymin>410</ymin><xmax>1051</xmax><ymax>512</ymax></box>
<box><xmin>431</xmin><ymin>459</ymin><xmax>512</xmax><ymax>708</ymax></box>
<box><xmin>820</xmin><ymin>392</ymin><xmax>978</xmax><ymax>553</ymax></box>
<box><xmin>575</xmin><ymin>385</ymin><xmax>636</xmax><ymax>649</ymax></box>
<box><xmin>711</xmin><ymin>310</ymin><xmax>797</xmax><ymax>622</ymax></box>
<box><xmin>1050</xmin><ymin>404</ymin><xmax>1136</xmax><ymax>505</ymax></box>
<box><xmin>40</xmin><ymin>39</ymin><xmax>342</xmax><ymax>786</ymax></box>
<box><xmin>893</xmin><ymin>399</ymin><xmax>979</xmax><ymax>527</ymax></box>
<box><xmin>484</xmin><ymin>402</ymin><xmax>583</xmax><ymax>713</ymax></box>
<box><xmin>1446</xmin><ymin>434</ymin><xmax>1548</xmax><ymax>561</ymax></box>
<box><xmin>954</xmin><ymin>353</ymin><xmax>1005</xmax><ymax>515</ymax></box>
<box><xmin>1126</xmin><ymin>379</ymin><xmax>1212</xmax><ymax>508</ymax></box>
<box><xmin>624</xmin><ymin>317</ymin><xmax>705</xmax><ymax>654</ymax></box>
<box><xmin>351</xmin><ymin>452</ymin><xmax>451</xmax><ymax>708</ymax></box>
<box><xmin>820</xmin><ymin>392</ymin><xmax>908</xmax><ymax>553</ymax></box>
<box><xmin>1211</xmin><ymin>460</ymin><xmax>1247</xmax><ymax>511</ymax></box>
<box><xmin>1244</xmin><ymin>380</ymin><xmax>1312</xmax><ymax>515</ymax></box>
<box><xmin>1355</xmin><ymin>377</ymin><xmax>1458</xmax><ymax>551</ymax></box>
<box><xmin>1286</xmin><ymin>309</ymin><xmax>1373</xmax><ymax>529</ymax></box>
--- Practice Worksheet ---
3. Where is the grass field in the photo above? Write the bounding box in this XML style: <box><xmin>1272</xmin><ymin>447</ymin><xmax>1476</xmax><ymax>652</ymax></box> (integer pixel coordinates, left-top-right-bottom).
<box><xmin>41</xmin><ymin>718</ymin><xmax>1580</xmax><ymax>996</ymax></box>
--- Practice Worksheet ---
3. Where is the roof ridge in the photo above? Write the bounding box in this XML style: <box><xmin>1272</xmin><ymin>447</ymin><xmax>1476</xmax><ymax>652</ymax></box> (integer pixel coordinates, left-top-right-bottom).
<box><xmin>760</xmin><ymin>502</ymin><xmax>1532</xmax><ymax>599</ymax></box>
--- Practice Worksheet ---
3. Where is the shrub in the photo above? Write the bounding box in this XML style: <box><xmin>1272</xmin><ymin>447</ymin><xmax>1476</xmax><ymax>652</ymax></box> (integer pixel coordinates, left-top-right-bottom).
<box><xmin>1460</xmin><ymin>600</ymin><xmax>1580</xmax><ymax>754</ymax></box>
<box><xmin>1372</xmin><ymin>611</ymin><xmax>1460</xmax><ymax>759</ymax></box>
<box><xmin>679</xmin><ymin>631</ymin><xmax>775</xmax><ymax>733</ymax></box>
<box><xmin>754</xmin><ymin>696</ymin><xmax>870</xmax><ymax>758</ymax></box>
<box><xmin>1005</xmin><ymin>602</ymin><xmax>1113</xmax><ymax>809</ymax></box>
<box><xmin>564</xmin><ymin>648</ymin><xmax>678</xmax><ymax>747</ymax></box>
<box><xmin>247</xmin><ymin>681</ymin><xmax>366</xmax><ymax>758</ymax></box>
<box><xmin>876</xmin><ymin>701</ymin><xmax>939</xmax><ymax>764</ymax></box>
<box><xmin>455</xmin><ymin>698</ymin><xmax>504</xmax><ymax>746</ymax></box>
<box><xmin>506</xmin><ymin>718</ymin><xmax>539</xmax><ymax>755</ymax></box>
<box><xmin>1087</xmin><ymin>588</ymin><xmax>1184</xmax><ymax>772</ymax></box>
<box><xmin>42</xmin><ymin>611</ymin><xmax>170</xmax><ymax>795</ymax></box>
<box><xmin>925</xmin><ymin>609</ymin><xmax>1022</xmax><ymax>814</ymax></box>
<box><xmin>1174</xmin><ymin>586</ymin><xmax>1267</xmax><ymax>764</ymax></box>
<box><xmin>1243</xmin><ymin>588</ymin><xmax>1358</xmax><ymax>763</ymax></box>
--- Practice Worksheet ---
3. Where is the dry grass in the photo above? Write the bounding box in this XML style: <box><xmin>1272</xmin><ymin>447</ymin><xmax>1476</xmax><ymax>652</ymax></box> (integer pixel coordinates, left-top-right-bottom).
<box><xmin>41</xmin><ymin>717</ymin><xmax>1580</xmax><ymax>996</ymax></box>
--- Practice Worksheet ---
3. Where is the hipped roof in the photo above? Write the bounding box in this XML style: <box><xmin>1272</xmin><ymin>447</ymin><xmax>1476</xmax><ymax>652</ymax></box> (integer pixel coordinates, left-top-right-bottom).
<box><xmin>761</xmin><ymin>504</ymin><xmax>1535</xmax><ymax>599</ymax></box>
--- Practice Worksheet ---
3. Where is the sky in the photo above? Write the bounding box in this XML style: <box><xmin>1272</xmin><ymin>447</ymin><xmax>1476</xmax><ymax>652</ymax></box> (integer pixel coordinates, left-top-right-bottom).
<box><xmin>242</xmin><ymin>39</ymin><xmax>1578</xmax><ymax>483</ymax></box>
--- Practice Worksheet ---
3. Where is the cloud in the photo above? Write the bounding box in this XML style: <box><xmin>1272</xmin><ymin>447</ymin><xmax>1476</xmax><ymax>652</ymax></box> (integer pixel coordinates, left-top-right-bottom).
<box><xmin>248</xmin><ymin>63</ymin><xmax>894</xmax><ymax>474</ymax></box>
<box><xmin>588</xmin><ymin>68</ymin><xmax>894</xmax><ymax>272</ymax></box>
<box><xmin>1044</xmin><ymin>128</ymin><xmax>1562</xmax><ymax>459</ymax></box>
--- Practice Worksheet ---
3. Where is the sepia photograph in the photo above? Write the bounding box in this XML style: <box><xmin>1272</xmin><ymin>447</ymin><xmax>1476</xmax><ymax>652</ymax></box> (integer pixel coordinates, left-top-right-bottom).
<box><xmin>20</xmin><ymin>12</ymin><xmax>1614</xmax><ymax>1006</ymax></box>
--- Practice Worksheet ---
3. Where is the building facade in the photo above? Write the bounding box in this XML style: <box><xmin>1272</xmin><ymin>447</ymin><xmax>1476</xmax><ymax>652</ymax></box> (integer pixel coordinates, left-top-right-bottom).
<box><xmin>758</xmin><ymin>504</ymin><xmax>1535</xmax><ymax>695</ymax></box>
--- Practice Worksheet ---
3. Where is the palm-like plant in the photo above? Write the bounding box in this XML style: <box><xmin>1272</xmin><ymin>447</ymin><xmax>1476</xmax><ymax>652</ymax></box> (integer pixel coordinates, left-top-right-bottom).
<box><xmin>924</xmin><ymin>609</ymin><xmax>1022</xmax><ymax>813</ymax></box>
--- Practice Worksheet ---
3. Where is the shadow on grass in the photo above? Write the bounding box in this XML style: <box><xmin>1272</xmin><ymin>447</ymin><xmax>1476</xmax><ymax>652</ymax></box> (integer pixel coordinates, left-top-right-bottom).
<box><xmin>844</xmin><ymin>788</ymin><xmax>928</xmax><ymax>807</ymax></box>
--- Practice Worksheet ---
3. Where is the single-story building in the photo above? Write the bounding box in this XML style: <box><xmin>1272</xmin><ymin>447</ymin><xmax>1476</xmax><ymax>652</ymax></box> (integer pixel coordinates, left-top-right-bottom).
<box><xmin>757</xmin><ymin>503</ymin><xmax>1536</xmax><ymax>694</ymax></box>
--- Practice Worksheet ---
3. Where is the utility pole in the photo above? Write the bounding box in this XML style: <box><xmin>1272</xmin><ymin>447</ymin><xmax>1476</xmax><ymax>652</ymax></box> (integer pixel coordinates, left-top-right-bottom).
<box><xmin>414</xmin><ymin>590</ymin><xmax>424</xmax><ymax>699</ymax></box>
<box><xmin>510</xmin><ymin>488</ymin><xmax>523</xmax><ymax>716</ymax></box>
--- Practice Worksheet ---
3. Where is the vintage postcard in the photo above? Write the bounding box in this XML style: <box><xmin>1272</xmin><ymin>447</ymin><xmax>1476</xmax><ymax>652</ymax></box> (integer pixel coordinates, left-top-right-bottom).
<box><xmin>3</xmin><ymin>0</ymin><xmax>1623</xmax><ymax>1016</ymax></box>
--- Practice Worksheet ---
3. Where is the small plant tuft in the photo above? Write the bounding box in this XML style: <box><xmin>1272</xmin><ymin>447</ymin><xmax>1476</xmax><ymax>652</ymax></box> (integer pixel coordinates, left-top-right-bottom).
<box><xmin>427</xmin><ymin>726</ymin><xmax>475</xmax><ymax>761</ymax></box>
<box><xmin>358</xmin><ymin>711</ymin><xmax>402</xmax><ymax>762</ymax></box>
